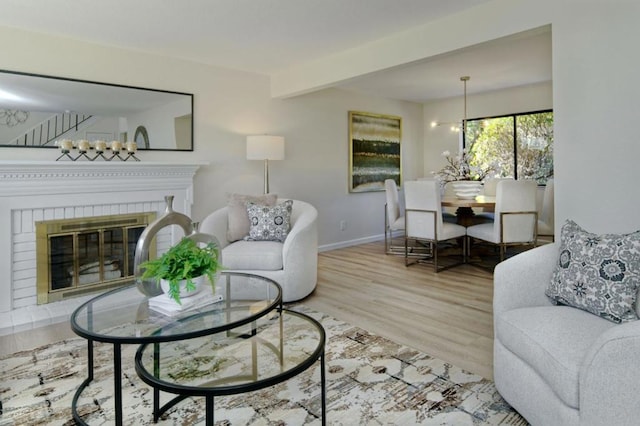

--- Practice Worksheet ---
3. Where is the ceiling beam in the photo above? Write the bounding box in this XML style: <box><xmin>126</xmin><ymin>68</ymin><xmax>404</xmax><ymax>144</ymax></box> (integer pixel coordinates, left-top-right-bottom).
<box><xmin>270</xmin><ymin>0</ymin><xmax>552</xmax><ymax>99</ymax></box>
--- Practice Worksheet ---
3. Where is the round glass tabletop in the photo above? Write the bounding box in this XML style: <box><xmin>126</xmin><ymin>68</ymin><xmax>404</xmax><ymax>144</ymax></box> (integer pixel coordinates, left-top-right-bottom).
<box><xmin>135</xmin><ymin>309</ymin><xmax>325</xmax><ymax>396</ymax></box>
<box><xmin>70</xmin><ymin>272</ymin><xmax>282</xmax><ymax>344</ymax></box>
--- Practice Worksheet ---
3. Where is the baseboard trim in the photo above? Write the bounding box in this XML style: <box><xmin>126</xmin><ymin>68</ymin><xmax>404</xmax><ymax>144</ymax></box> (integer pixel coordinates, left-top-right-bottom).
<box><xmin>319</xmin><ymin>234</ymin><xmax>384</xmax><ymax>252</ymax></box>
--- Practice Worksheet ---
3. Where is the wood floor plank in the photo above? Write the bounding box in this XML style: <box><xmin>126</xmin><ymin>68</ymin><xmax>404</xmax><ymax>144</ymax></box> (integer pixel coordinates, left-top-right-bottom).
<box><xmin>303</xmin><ymin>241</ymin><xmax>495</xmax><ymax>379</ymax></box>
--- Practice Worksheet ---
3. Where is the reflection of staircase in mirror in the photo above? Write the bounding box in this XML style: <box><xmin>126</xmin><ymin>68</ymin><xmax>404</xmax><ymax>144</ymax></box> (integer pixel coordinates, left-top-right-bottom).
<box><xmin>6</xmin><ymin>112</ymin><xmax>94</xmax><ymax>146</ymax></box>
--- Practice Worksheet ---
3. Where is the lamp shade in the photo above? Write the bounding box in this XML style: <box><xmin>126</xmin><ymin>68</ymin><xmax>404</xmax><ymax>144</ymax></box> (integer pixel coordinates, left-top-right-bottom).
<box><xmin>246</xmin><ymin>135</ymin><xmax>285</xmax><ymax>160</ymax></box>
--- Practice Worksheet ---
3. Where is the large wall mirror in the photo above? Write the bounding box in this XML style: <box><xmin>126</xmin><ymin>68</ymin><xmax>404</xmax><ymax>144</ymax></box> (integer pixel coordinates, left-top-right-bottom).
<box><xmin>0</xmin><ymin>69</ymin><xmax>193</xmax><ymax>151</ymax></box>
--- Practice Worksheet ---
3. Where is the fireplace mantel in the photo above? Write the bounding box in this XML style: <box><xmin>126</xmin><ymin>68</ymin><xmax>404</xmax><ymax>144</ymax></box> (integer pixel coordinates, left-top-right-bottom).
<box><xmin>0</xmin><ymin>161</ymin><xmax>206</xmax><ymax>196</ymax></box>
<box><xmin>0</xmin><ymin>161</ymin><xmax>207</xmax><ymax>335</ymax></box>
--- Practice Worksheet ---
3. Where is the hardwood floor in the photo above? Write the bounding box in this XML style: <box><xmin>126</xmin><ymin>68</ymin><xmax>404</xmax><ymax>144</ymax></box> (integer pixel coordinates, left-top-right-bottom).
<box><xmin>1</xmin><ymin>240</ymin><xmax>496</xmax><ymax>380</ymax></box>
<box><xmin>303</xmin><ymin>241</ymin><xmax>495</xmax><ymax>380</ymax></box>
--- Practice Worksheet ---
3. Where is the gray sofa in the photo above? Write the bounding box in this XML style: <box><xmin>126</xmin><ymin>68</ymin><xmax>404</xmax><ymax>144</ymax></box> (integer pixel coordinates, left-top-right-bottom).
<box><xmin>493</xmin><ymin>243</ymin><xmax>640</xmax><ymax>425</ymax></box>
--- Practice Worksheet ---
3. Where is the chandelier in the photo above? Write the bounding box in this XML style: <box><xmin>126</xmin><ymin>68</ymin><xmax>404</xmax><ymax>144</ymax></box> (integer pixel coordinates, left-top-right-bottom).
<box><xmin>430</xmin><ymin>75</ymin><xmax>470</xmax><ymax>133</ymax></box>
<box><xmin>0</xmin><ymin>109</ymin><xmax>29</xmax><ymax>127</ymax></box>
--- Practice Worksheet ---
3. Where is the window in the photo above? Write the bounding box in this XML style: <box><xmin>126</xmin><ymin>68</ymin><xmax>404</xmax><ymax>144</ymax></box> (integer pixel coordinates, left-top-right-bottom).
<box><xmin>464</xmin><ymin>110</ymin><xmax>553</xmax><ymax>184</ymax></box>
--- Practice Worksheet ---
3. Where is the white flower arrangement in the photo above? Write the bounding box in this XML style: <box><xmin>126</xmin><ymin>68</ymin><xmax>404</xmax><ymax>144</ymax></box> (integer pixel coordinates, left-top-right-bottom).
<box><xmin>431</xmin><ymin>150</ymin><xmax>493</xmax><ymax>183</ymax></box>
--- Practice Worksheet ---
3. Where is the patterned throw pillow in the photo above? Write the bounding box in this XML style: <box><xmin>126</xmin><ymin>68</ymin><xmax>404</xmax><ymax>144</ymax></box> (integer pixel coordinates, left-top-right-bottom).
<box><xmin>546</xmin><ymin>220</ymin><xmax>640</xmax><ymax>323</ymax></box>
<box><xmin>245</xmin><ymin>200</ymin><xmax>293</xmax><ymax>242</ymax></box>
<box><xmin>226</xmin><ymin>193</ymin><xmax>277</xmax><ymax>242</ymax></box>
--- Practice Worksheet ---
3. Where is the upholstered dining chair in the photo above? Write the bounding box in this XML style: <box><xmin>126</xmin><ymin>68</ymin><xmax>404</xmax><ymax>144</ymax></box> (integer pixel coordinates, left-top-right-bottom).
<box><xmin>537</xmin><ymin>178</ymin><xmax>554</xmax><ymax>241</ymax></box>
<box><xmin>404</xmin><ymin>180</ymin><xmax>467</xmax><ymax>272</ymax></box>
<box><xmin>482</xmin><ymin>177</ymin><xmax>513</xmax><ymax>197</ymax></box>
<box><xmin>475</xmin><ymin>177</ymin><xmax>513</xmax><ymax>222</ymax></box>
<box><xmin>384</xmin><ymin>179</ymin><xmax>405</xmax><ymax>255</ymax></box>
<box><xmin>418</xmin><ymin>177</ymin><xmax>456</xmax><ymax>223</ymax></box>
<box><xmin>466</xmin><ymin>179</ymin><xmax>538</xmax><ymax>262</ymax></box>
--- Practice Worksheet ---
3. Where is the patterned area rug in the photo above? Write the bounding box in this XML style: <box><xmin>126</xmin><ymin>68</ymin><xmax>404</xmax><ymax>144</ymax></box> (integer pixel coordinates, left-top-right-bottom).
<box><xmin>0</xmin><ymin>305</ymin><xmax>528</xmax><ymax>425</ymax></box>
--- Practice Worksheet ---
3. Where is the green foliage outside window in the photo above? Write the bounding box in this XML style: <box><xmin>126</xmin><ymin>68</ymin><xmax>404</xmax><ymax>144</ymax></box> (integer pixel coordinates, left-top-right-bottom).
<box><xmin>465</xmin><ymin>111</ymin><xmax>553</xmax><ymax>184</ymax></box>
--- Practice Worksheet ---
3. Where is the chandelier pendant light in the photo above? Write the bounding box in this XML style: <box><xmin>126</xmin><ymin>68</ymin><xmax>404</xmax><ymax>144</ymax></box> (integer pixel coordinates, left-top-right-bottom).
<box><xmin>461</xmin><ymin>75</ymin><xmax>470</xmax><ymax>137</ymax></box>
<box><xmin>430</xmin><ymin>75</ymin><xmax>470</xmax><ymax>133</ymax></box>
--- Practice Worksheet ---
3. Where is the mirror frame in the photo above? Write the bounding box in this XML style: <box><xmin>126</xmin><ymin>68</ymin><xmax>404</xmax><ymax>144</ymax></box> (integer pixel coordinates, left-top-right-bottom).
<box><xmin>0</xmin><ymin>69</ymin><xmax>194</xmax><ymax>151</ymax></box>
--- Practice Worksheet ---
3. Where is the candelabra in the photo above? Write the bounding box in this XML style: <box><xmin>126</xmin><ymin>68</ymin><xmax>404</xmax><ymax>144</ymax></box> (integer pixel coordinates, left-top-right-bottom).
<box><xmin>56</xmin><ymin>139</ymin><xmax>140</xmax><ymax>161</ymax></box>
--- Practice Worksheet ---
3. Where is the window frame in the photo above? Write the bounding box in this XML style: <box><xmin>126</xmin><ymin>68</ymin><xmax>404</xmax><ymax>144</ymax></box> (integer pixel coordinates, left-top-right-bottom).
<box><xmin>462</xmin><ymin>108</ymin><xmax>553</xmax><ymax>183</ymax></box>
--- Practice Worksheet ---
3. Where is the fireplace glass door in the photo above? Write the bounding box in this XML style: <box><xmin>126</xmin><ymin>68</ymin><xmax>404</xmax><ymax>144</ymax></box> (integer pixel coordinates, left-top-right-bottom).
<box><xmin>37</xmin><ymin>213</ymin><xmax>156</xmax><ymax>304</ymax></box>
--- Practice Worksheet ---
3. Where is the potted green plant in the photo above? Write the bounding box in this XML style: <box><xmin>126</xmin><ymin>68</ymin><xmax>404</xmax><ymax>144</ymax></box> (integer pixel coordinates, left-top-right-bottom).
<box><xmin>139</xmin><ymin>237</ymin><xmax>221</xmax><ymax>304</ymax></box>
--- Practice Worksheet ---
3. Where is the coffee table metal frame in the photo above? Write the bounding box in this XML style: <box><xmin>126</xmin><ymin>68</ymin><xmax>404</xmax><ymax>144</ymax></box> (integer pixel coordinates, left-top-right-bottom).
<box><xmin>69</xmin><ymin>272</ymin><xmax>282</xmax><ymax>426</ymax></box>
<box><xmin>134</xmin><ymin>309</ymin><xmax>326</xmax><ymax>425</ymax></box>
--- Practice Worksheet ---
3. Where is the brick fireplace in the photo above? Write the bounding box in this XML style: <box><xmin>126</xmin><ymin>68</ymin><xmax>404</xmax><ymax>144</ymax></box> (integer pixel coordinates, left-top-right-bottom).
<box><xmin>0</xmin><ymin>161</ymin><xmax>204</xmax><ymax>336</ymax></box>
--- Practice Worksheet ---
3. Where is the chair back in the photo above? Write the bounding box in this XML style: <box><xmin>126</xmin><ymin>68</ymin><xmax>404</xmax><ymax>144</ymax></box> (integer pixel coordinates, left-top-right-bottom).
<box><xmin>494</xmin><ymin>180</ymin><xmax>538</xmax><ymax>243</ymax></box>
<box><xmin>539</xmin><ymin>178</ymin><xmax>554</xmax><ymax>229</ymax></box>
<box><xmin>483</xmin><ymin>177</ymin><xmax>513</xmax><ymax>197</ymax></box>
<box><xmin>404</xmin><ymin>180</ymin><xmax>443</xmax><ymax>240</ymax></box>
<box><xmin>385</xmin><ymin>179</ymin><xmax>402</xmax><ymax>225</ymax></box>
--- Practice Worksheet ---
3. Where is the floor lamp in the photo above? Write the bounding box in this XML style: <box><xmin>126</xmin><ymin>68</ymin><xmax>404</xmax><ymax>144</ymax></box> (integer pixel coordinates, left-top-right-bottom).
<box><xmin>246</xmin><ymin>135</ymin><xmax>285</xmax><ymax>194</ymax></box>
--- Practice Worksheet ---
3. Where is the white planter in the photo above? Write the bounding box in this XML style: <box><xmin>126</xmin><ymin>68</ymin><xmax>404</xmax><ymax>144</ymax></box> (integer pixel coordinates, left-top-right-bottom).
<box><xmin>451</xmin><ymin>181</ymin><xmax>483</xmax><ymax>199</ymax></box>
<box><xmin>160</xmin><ymin>275</ymin><xmax>205</xmax><ymax>299</ymax></box>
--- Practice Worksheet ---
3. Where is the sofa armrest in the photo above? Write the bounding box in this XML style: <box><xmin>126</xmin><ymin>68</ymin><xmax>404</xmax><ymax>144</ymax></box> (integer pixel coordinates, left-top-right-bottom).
<box><xmin>282</xmin><ymin>201</ymin><xmax>318</xmax><ymax>267</ymax></box>
<box><xmin>580</xmin><ymin>321</ymin><xmax>640</xmax><ymax>426</ymax></box>
<box><xmin>198</xmin><ymin>207</ymin><xmax>230</xmax><ymax>250</ymax></box>
<box><xmin>493</xmin><ymin>243</ymin><xmax>558</xmax><ymax>319</ymax></box>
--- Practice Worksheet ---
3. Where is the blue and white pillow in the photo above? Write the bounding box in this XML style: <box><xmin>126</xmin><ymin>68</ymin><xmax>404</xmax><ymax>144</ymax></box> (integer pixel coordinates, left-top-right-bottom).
<box><xmin>245</xmin><ymin>200</ymin><xmax>293</xmax><ymax>242</ymax></box>
<box><xmin>546</xmin><ymin>220</ymin><xmax>640</xmax><ymax>323</ymax></box>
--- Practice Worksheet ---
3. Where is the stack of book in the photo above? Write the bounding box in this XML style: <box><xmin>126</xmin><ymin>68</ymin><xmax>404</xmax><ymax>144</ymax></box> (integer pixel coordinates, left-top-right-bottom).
<box><xmin>149</xmin><ymin>287</ymin><xmax>223</xmax><ymax>317</ymax></box>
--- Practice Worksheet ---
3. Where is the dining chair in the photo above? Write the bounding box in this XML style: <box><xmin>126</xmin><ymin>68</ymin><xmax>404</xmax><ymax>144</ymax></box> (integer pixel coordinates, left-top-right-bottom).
<box><xmin>466</xmin><ymin>179</ymin><xmax>538</xmax><ymax>262</ymax></box>
<box><xmin>537</xmin><ymin>178</ymin><xmax>554</xmax><ymax>241</ymax></box>
<box><xmin>475</xmin><ymin>177</ymin><xmax>513</xmax><ymax>222</ymax></box>
<box><xmin>384</xmin><ymin>179</ymin><xmax>405</xmax><ymax>255</ymax></box>
<box><xmin>418</xmin><ymin>177</ymin><xmax>456</xmax><ymax>223</ymax></box>
<box><xmin>404</xmin><ymin>180</ymin><xmax>467</xmax><ymax>272</ymax></box>
<box><xmin>482</xmin><ymin>177</ymin><xmax>512</xmax><ymax>197</ymax></box>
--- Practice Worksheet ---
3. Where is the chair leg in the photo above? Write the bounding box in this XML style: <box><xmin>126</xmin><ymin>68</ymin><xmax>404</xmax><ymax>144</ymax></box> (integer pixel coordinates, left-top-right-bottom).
<box><xmin>384</xmin><ymin>226</ymin><xmax>389</xmax><ymax>253</ymax></box>
<box><xmin>405</xmin><ymin>237</ymin><xmax>409</xmax><ymax>266</ymax></box>
<box><xmin>433</xmin><ymin>242</ymin><xmax>438</xmax><ymax>272</ymax></box>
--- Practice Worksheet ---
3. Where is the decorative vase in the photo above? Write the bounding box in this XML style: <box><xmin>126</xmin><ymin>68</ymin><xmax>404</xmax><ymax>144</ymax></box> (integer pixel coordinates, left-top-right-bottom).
<box><xmin>451</xmin><ymin>181</ymin><xmax>483</xmax><ymax>199</ymax></box>
<box><xmin>160</xmin><ymin>275</ymin><xmax>205</xmax><ymax>299</ymax></box>
<box><xmin>134</xmin><ymin>195</ymin><xmax>194</xmax><ymax>297</ymax></box>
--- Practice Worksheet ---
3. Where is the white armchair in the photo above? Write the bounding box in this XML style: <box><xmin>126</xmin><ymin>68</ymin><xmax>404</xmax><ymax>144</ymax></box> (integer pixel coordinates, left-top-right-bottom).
<box><xmin>199</xmin><ymin>199</ymin><xmax>318</xmax><ymax>302</ymax></box>
<box><xmin>494</xmin><ymin>243</ymin><xmax>640</xmax><ymax>425</ymax></box>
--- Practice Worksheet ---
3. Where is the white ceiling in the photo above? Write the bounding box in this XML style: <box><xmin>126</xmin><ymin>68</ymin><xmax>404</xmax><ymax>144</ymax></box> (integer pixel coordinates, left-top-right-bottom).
<box><xmin>0</xmin><ymin>0</ymin><xmax>551</xmax><ymax>102</ymax></box>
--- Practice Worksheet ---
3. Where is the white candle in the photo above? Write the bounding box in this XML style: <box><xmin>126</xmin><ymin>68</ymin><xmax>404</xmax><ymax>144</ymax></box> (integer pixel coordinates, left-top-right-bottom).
<box><xmin>94</xmin><ymin>140</ymin><xmax>107</xmax><ymax>153</ymax></box>
<box><xmin>110</xmin><ymin>140</ymin><xmax>123</xmax><ymax>152</ymax></box>
<box><xmin>77</xmin><ymin>139</ymin><xmax>90</xmax><ymax>153</ymax></box>
<box><xmin>126</xmin><ymin>141</ymin><xmax>137</xmax><ymax>153</ymax></box>
<box><xmin>58</xmin><ymin>139</ymin><xmax>73</xmax><ymax>152</ymax></box>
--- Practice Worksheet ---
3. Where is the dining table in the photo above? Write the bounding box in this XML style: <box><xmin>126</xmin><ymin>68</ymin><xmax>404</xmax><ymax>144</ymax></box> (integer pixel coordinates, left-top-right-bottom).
<box><xmin>441</xmin><ymin>195</ymin><xmax>496</xmax><ymax>226</ymax></box>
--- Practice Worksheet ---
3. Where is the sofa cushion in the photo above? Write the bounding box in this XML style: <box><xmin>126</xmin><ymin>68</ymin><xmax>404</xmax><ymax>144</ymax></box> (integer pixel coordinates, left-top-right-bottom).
<box><xmin>226</xmin><ymin>193</ymin><xmax>277</xmax><ymax>242</ymax></box>
<box><xmin>222</xmin><ymin>240</ymin><xmax>283</xmax><ymax>271</ymax></box>
<box><xmin>496</xmin><ymin>306</ymin><xmax>616</xmax><ymax>408</ymax></box>
<box><xmin>546</xmin><ymin>220</ymin><xmax>640</xmax><ymax>323</ymax></box>
<box><xmin>246</xmin><ymin>200</ymin><xmax>293</xmax><ymax>242</ymax></box>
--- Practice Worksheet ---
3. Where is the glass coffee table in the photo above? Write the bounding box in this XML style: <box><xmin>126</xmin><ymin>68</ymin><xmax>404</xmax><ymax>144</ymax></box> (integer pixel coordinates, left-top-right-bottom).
<box><xmin>135</xmin><ymin>308</ymin><xmax>326</xmax><ymax>425</ymax></box>
<box><xmin>70</xmin><ymin>272</ymin><xmax>283</xmax><ymax>426</ymax></box>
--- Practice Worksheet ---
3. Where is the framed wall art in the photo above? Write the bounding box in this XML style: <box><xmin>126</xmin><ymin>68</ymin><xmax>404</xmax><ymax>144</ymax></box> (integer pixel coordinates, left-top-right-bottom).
<box><xmin>348</xmin><ymin>111</ymin><xmax>402</xmax><ymax>193</ymax></box>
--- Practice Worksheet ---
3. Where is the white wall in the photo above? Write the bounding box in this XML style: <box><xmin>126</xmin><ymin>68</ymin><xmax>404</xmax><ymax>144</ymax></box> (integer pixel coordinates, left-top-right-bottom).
<box><xmin>127</xmin><ymin>97</ymin><xmax>191</xmax><ymax>149</ymax></box>
<box><xmin>0</xmin><ymin>26</ymin><xmax>424</xmax><ymax>249</ymax></box>
<box><xmin>423</xmin><ymin>82</ymin><xmax>553</xmax><ymax>177</ymax></box>
<box><xmin>552</xmin><ymin>1</ymin><xmax>640</xmax><ymax>234</ymax></box>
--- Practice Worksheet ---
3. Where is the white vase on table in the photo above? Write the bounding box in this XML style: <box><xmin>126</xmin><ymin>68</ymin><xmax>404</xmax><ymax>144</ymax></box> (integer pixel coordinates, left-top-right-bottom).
<box><xmin>160</xmin><ymin>275</ymin><xmax>205</xmax><ymax>299</ymax></box>
<box><xmin>451</xmin><ymin>181</ymin><xmax>483</xmax><ymax>199</ymax></box>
